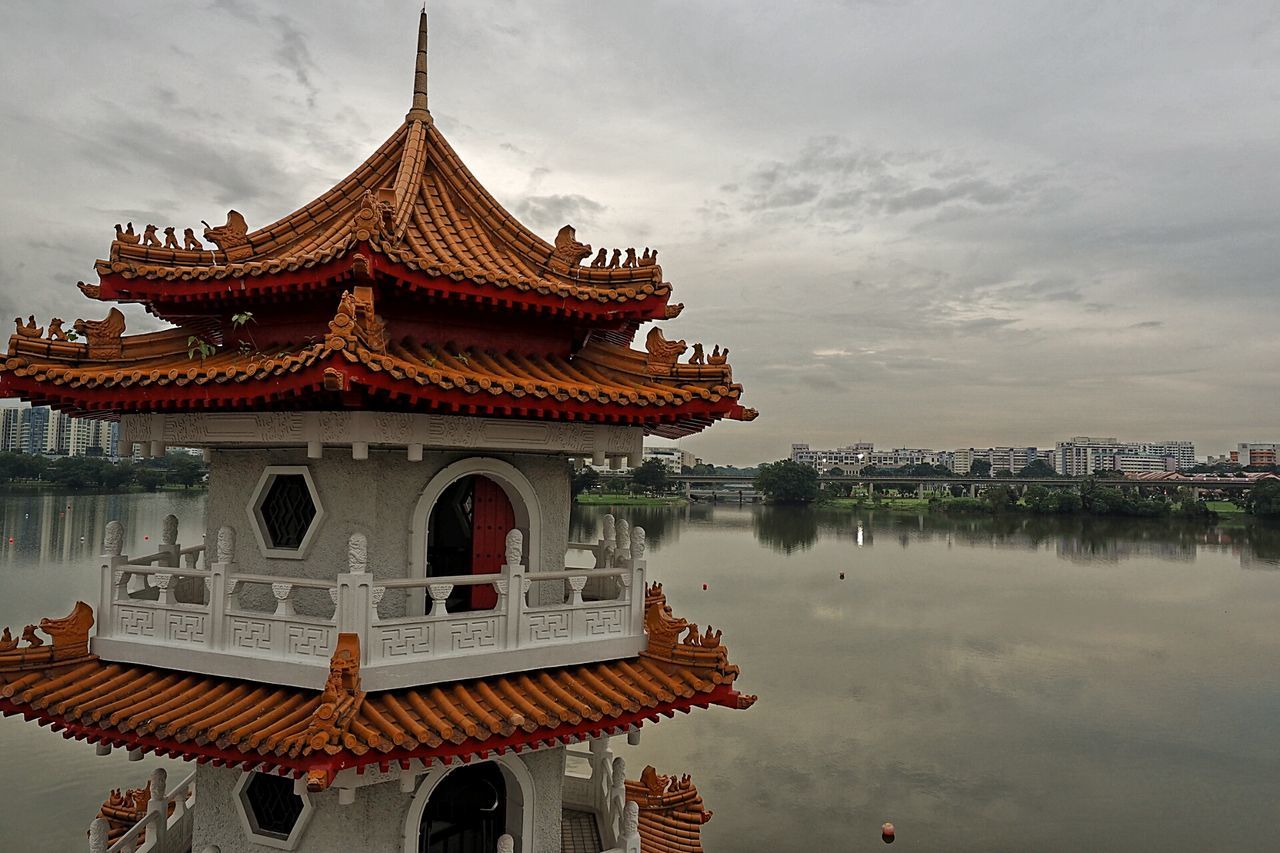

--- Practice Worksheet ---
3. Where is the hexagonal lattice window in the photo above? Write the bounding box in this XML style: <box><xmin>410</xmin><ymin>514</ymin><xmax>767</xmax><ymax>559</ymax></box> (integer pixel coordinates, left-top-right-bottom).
<box><xmin>247</xmin><ymin>466</ymin><xmax>325</xmax><ymax>559</ymax></box>
<box><xmin>261</xmin><ymin>475</ymin><xmax>316</xmax><ymax>549</ymax></box>
<box><xmin>234</xmin><ymin>771</ymin><xmax>314</xmax><ymax>850</ymax></box>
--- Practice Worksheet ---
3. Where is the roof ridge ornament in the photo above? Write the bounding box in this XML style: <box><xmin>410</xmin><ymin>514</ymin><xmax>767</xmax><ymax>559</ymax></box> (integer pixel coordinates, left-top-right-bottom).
<box><xmin>406</xmin><ymin>8</ymin><xmax>430</xmax><ymax>122</ymax></box>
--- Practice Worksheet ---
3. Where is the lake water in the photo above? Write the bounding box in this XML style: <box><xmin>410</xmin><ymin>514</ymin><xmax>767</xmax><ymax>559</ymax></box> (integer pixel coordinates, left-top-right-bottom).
<box><xmin>2</xmin><ymin>492</ymin><xmax>1279</xmax><ymax>851</ymax></box>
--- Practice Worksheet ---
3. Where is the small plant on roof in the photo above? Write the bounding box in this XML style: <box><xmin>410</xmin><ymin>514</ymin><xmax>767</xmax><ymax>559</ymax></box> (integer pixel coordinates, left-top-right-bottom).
<box><xmin>187</xmin><ymin>335</ymin><xmax>216</xmax><ymax>362</ymax></box>
<box><xmin>230</xmin><ymin>311</ymin><xmax>260</xmax><ymax>356</ymax></box>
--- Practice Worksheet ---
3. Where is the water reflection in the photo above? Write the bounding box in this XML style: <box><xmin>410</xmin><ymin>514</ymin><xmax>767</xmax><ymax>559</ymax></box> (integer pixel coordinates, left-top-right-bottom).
<box><xmin>620</xmin><ymin>503</ymin><xmax>1280</xmax><ymax>570</ymax></box>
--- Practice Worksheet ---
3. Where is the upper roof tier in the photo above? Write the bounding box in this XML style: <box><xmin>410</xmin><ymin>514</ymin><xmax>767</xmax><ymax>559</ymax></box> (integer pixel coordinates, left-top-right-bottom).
<box><xmin>91</xmin><ymin>14</ymin><xmax>671</xmax><ymax>325</ymax></box>
<box><xmin>0</xmin><ymin>12</ymin><xmax>755</xmax><ymax>435</ymax></box>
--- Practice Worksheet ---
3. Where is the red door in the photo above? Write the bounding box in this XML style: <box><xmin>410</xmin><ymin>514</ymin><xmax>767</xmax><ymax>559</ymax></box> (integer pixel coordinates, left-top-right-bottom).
<box><xmin>469</xmin><ymin>476</ymin><xmax>514</xmax><ymax>609</ymax></box>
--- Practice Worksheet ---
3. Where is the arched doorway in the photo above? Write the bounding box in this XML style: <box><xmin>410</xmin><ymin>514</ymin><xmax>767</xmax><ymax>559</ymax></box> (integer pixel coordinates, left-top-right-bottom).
<box><xmin>427</xmin><ymin>474</ymin><xmax>515</xmax><ymax>612</ymax></box>
<box><xmin>418</xmin><ymin>762</ymin><xmax>506</xmax><ymax>853</ymax></box>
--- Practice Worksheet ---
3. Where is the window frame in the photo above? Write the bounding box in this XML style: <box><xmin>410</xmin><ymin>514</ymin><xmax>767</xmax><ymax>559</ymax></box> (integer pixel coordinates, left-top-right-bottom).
<box><xmin>246</xmin><ymin>465</ymin><xmax>326</xmax><ymax>559</ymax></box>
<box><xmin>233</xmin><ymin>769</ymin><xmax>315</xmax><ymax>851</ymax></box>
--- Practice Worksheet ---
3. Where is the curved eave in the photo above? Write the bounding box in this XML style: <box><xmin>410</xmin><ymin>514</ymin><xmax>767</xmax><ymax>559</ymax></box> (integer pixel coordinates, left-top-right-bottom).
<box><xmin>0</xmin><ymin>354</ymin><xmax>754</xmax><ymax>439</ymax></box>
<box><xmin>94</xmin><ymin>248</ymin><xmax>672</xmax><ymax>325</ymax></box>
<box><xmin>0</xmin><ymin>683</ymin><xmax>746</xmax><ymax>783</ymax></box>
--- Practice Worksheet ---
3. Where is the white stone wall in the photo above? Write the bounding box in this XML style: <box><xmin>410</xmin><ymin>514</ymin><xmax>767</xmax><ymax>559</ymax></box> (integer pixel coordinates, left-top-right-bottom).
<box><xmin>190</xmin><ymin>748</ymin><xmax>565</xmax><ymax>853</ymax></box>
<box><xmin>207</xmin><ymin>448</ymin><xmax>571</xmax><ymax>616</ymax></box>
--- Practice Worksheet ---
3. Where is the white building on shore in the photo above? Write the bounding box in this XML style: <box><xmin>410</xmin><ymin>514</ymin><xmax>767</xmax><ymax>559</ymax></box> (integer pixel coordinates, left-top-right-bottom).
<box><xmin>1054</xmin><ymin>437</ymin><xmax>1196</xmax><ymax>476</ymax></box>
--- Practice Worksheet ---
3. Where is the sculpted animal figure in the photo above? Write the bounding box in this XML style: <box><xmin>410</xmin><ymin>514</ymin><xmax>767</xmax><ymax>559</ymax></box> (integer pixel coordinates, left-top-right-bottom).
<box><xmin>74</xmin><ymin>307</ymin><xmax>127</xmax><ymax>347</ymax></box>
<box><xmin>623</xmin><ymin>247</ymin><xmax>638</xmax><ymax>269</ymax></box>
<box><xmin>640</xmin><ymin>247</ymin><xmax>657</xmax><ymax>267</ymax></box>
<box><xmin>708</xmin><ymin>346</ymin><xmax>729</xmax><ymax>365</ymax></box>
<box><xmin>202</xmin><ymin>210</ymin><xmax>249</xmax><ymax>250</ymax></box>
<box><xmin>590</xmin><ymin>247</ymin><xmax>608</xmax><ymax>268</ymax></box>
<box><xmin>183</xmin><ymin>228</ymin><xmax>203</xmax><ymax>250</ymax></box>
<box><xmin>47</xmin><ymin>318</ymin><xmax>67</xmax><ymax>341</ymax></box>
<box><xmin>645</xmin><ymin>327</ymin><xmax>687</xmax><ymax>366</ymax></box>
<box><xmin>0</xmin><ymin>627</ymin><xmax>16</xmax><ymax>652</ymax></box>
<box><xmin>163</xmin><ymin>226</ymin><xmax>180</xmax><ymax>249</ymax></box>
<box><xmin>550</xmin><ymin>224</ymin><xmax>592</xmax><ymax>268</ymax></box>
<box><xmin>689</xmin><ymin>342</ymin><xmax>704</xmax><ymax>365</ymax></box>
<box><xmin>606</xmin><ymin>248</ymin><xmax>622</xmax><ymax>269</ymax></box>
<box><xmin>15</xmin><ymin>316</ymin><xmax>42</xmax><ymax>338</ymax></box>
<box><xmin>20</xmin><ymin>625</ymin><xmax>43</xmax><ymax>647</ymax></box>
<box><xmin>142</xmin><ymin>224</ymin><xmax>162</xmax><ymax>247</ymax></box>
<box><xmin>114</xmin><ymin>222</ymin><xmax>140</xmax><ymax>245</ymax></box>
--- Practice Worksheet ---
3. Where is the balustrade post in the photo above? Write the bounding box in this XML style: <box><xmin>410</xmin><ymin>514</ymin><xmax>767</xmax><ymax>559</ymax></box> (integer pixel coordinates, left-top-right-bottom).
<box><xmin>622</xmin><ymin>801</ymin><xmax>641</xmax><ymax>853</ymax></box>
<box><xmin>337</xmin><ymin>572</ymin><xmax>372</xmax><ymax>663</ymax></box>
<box><xmin>88</xmin><ymin>818</ymin><xmax>109</xmax><ymax>853</ymax></box>
<box><xmin>159</xmin><ymin>513</ymin><xmax>180</xmax><ymax>568</ymax></box>
<box><xmin>616</xmin><ymin>519</ymin><xmax>631</xmax><ymax>566</ymax></box>
<box><xmin>629</xmin><ymin>562</ymin><xmax>646</xmax><ymax>636</ymax></box>
<box><xmin>99</xmin><ymin>520</ymin><xmax>129</xmax><ymax>640</ymax></box>
<box><xmin>507</xmin><ymin>573</ymin><xmax>523</xmax><ymax>649</ymax></box>
<box><xmin>601</xmin><ymin>513</ymin><xmax>616</xmax><ymax>568</ymax></box>
<box><xmin>148</xmin><ymin>767</ymin><xmax>168</xmax><ymax>816</ymax></box>
<box><xmin>496</xmin><ymin>835</ymin><xmax>514</xmax><ymax>853</ymax></box>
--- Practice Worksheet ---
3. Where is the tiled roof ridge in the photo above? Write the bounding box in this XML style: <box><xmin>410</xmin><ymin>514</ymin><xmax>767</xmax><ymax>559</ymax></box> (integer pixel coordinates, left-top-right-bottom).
<box><xmin>625</xmin><ymin>764</ymin><xmax>714</xmax><ymax>853</ymax></box>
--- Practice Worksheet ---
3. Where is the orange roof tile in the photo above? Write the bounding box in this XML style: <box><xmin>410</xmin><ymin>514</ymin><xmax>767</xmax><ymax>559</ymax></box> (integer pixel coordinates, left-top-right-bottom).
<box><xmin>0</xmin><ymin>587</ymin><xmax>755</xmax><ymax>789</ymax></box>
<box><xmin>626</xmin><ymin>766</ymin><xmax>714</xmax><ymax>853</ymax></box>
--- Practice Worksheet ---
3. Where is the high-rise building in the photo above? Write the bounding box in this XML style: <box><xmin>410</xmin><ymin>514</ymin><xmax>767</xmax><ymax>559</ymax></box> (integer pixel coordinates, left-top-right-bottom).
<box><xmin>0</xmin><ymin>402</ymin><xmax>121</xmax><ymax>458</ymax></box>
<box><xmin>953</xmin><ymin>447</ymin><xmax>1051</xmax><ymax>475</ymax></box>
<box><xmin>1231</xmin><ymin>443</ymin><xmax>1279</xmax><ymax>467</ymax></box>
<box><xmin>1055</xmin><ymin>437</ymin><xmax>1196</xmax><ymax>476</ymax></box>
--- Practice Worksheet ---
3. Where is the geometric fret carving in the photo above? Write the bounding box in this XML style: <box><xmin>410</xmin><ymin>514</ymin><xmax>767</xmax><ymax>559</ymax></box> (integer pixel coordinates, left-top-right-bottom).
<box><xmin>379</xmin><ymin>624</ymin><xmax>433</xmax><ymax>657</ymax></box>
<box><xmin>448</xmin><ymin>618</ymin><xmax>497</xmax><ymax>651</ymax></box>
<box><xmin>527</xmin><ymin>611</ymin><xmax>570</xmax><ymax>643</ymax></box>
<box><xmin>230</xmin><ymin>618</ymin><xmax>273</xmax><ymax>650</ymax></box>
<box><xmin>584</xmin><ymin>607</ymin><xmax>624</xmax><ymax>636</ymax></box>
<box><xmin>286</xmin><ymin>625</ymin><xmax>331</xmax><ymax>657</ymax></box>
<box><xmin>165</xmin><ymin>612</ymin><xmax>207</xmax><ymax>643</ymax></box>
<box><xmin>116</xmin><ymin>607</ymin><xmax>156</xmax><ymax>638</ymax></box>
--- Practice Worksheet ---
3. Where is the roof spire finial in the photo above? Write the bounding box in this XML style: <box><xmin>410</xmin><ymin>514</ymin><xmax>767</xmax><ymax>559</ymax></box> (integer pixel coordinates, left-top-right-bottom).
<box><xmin>407</xmin><ymin>6</ymin><xmax>430</xmax><ymax>122</ymax></box>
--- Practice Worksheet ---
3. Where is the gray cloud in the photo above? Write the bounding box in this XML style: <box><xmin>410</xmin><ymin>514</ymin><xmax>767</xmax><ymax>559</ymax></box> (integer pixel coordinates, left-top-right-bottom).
<box><xmin>0</xmin><ymin>0</ymin><xmax>1276</xmax><ymax>463</ymax></box>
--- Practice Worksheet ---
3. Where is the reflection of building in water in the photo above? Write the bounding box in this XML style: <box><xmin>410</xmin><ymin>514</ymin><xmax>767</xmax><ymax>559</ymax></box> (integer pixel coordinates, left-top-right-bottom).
<box><xmin>0</xmin><ymin>13</ymin><xmax>760</xmax><ymax>853</ymax></box>
<box><xmin>1055</xmin><ymin>536</ymin><xmax>1196</xmax><ymax>564</ymax></box>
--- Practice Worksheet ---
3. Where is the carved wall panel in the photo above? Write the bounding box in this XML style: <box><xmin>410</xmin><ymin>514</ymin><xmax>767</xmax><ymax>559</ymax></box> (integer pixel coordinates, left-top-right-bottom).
<box><xmin>117</xmin><ymin>606</ymin><xmax>156</xmax><ymax>638</ymax></box>
<box><xmin>229</xmin><ymin>618</ymin><xmax>273</xmax><ymax>650</ymax></box>
<box><xmin>378</xmin><ymin>624</ymin><xmax>433</xmax><ymax>657</ymax></box>
<box><xmin>448</xmin><ymin>618</ymin><xmax>498</xmax><ymax>651</ymax></box>
<box><xmin>165</xmin><ymin>612</ymin><xmax>208</xmax><ymax>644</ymax></box>
<box><xmin>526</xmin><ymin>611</ymin><xmax>571</xmax><ymax>643</ymax></box>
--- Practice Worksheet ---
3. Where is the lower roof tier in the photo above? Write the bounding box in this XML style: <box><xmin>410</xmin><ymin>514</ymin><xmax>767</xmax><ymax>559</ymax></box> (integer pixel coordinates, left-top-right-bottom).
<box><xmin>2</xmin><ymin>290</ymin><xmax>755</xmax><ymax>438</ymax></box>
<box><xmin>0</xmin><ymin>587</ymin><xmax>755</xmax><ymax>791</ymax></box>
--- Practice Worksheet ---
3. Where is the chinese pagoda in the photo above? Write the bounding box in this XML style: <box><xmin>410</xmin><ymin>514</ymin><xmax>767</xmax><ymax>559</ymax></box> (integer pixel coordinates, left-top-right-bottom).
<box><xmin>0</xmin><ymin>11</ymin><xmax>756</xmax><ymax>853</ymax></box>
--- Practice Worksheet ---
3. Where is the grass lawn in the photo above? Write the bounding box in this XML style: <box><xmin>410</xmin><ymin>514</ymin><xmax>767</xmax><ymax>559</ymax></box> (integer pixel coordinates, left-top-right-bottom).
<box><xmin>1205</xmin><ymin>500</ymin><xmax>1246</xmax><ymax>514</ymax></box>
<box><xmin>575</xmin><ymin>493</ymin><xmax>688</xmax><ymax>506</ymax></box>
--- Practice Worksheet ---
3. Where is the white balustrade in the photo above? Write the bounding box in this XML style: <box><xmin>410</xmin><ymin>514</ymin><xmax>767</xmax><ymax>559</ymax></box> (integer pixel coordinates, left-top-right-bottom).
<box><xmin>96</xmin><ymin>521</ymin><xmax>648</xmax><ymax>691</ymax></box>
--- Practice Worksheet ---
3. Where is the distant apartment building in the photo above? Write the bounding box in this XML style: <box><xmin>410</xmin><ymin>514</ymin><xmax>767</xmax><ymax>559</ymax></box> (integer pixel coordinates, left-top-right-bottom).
<box><xmin>953</xmin><ymin>447</ymin><xmax>1052</xmax><ymax>475</ymax></box>
<box><xmin>642</xmin><ymin>445</ymin><xmax>694</xmax><ymax>473</ymax></box>
<box><xmin>791</xmin><ymin>442</ymin><xmax>952</xmax><ymax>473</ymax></box>
<box><xmin>1054</xmin><ymin>437</ymin><xmax>1195</xmax><ymax>476</ymax></box>
<box><xmin>0</xmin><ymin>403</ymin><xmax>118</xmax><ymax>457</ymax></box>
<box><xmin>1230</xmin><ymin>443</ymin><xmax>1279</xmax><ymax>467</ymax></box>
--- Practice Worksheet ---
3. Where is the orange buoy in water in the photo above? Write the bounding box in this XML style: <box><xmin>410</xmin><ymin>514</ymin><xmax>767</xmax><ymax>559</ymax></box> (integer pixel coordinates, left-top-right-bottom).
<box><xmin>144</xmin><ymin>535</ymin><xmax>149</xmax><ymax>541</ymax></box>
<box><xmin>882</xmin><ymin>822</ymin><xmax>895</xmax><ymax>844</ymax></box>
<box><xmin>702</xmin><ymin>583</ymin><xmax>708</xmax><ymax>590</ymax></box>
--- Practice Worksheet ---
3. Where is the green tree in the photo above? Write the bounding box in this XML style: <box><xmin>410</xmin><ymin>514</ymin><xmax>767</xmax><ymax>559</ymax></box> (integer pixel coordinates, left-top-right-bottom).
<box><xmin>754</xmin><ymin>459</ymin><xmax>819</xmax><ymax>504</ymax></box>
<box><xmin>969</xmin><ymin>459</ymin><xmax>992</xmax><ymax>478</ymax></box>
<box><xmin>993</xmin><ymin>468</ymin><xmax>1014</xmax><ymax>479</ymax></box>
<box><xmin>983</xmin><ymin>483</ymin><xmax>1017</xmax><ymax>512</ymax></box>
<box><xmin>163</xmin><ymin>452</ymin><xmax>205</xmax><ymax>488</ymax></box>
<box><xmin>1245</xmin><ymin>480</ymin><xmax>1280</xmax><ymax>519</ymax></box>
<box><xmin>630</xmin><ymin>459</ymin><xmax>671</xmax><ymax>494</ymax></box>
<box><xmin>571</xmin><ymin>466</ymin><xmax>600</xmax><ymax>497</ymax></box>
<box><xmin>1018</xmin><ymin>459</ymin><xmax>1057</xmax><ymax>478</ymax></box>
<box><xmin>136</xmin><ymin>468</ymin><xmax>165</xmax><ymax>492</ymax></box>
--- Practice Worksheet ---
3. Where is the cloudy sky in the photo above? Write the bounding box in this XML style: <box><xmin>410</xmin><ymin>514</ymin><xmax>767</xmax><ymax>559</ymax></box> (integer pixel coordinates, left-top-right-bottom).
<box><xmin>2</xmin><ymin>1</ymin><xmax>1277</xmax><ymax>464</ymax></box>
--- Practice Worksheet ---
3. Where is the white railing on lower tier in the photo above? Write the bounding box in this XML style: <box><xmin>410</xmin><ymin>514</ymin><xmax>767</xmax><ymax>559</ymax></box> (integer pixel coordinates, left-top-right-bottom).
<box><xmin>94</xmin><ymin>520</ymin><xmax>648</xmax><ymax>691</ymax></box>
<box><xmin>88</xmin><ymin>767</ymin><xmax>195</xmax><ymax>853</ymax></box>
<box><xmin>560</xmin><ymin>736</ymin><xmax>642</xmax><ymax>853</ymax></box>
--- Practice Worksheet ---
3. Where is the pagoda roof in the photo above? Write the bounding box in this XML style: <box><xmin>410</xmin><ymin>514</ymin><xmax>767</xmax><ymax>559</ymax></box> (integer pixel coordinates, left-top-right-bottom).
<box><xmin>91</xmin><ymin>15</ymin><xmax>671</xmax><ymax>324</ymax></box>
<box><xmin>0</xmin><ymin>587</ymin><xmax>755</xmax><ymax>791</ymax></box>
<box><xmin>2</xmin><ymin>289</ymin><xmax>754</xmax><ymax>437</ymax></box>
